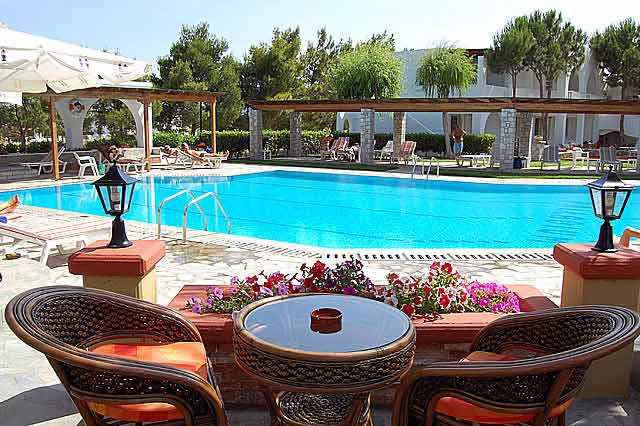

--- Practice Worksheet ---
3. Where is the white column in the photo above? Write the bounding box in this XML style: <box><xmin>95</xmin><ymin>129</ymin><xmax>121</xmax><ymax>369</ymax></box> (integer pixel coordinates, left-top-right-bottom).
<box><xmin>476</xmin><ymin>55</ymin><xmax>486</xmax><ymax>86</ymax></box>
<box><xmin>576</xmin><ymin>115</ymin><xmax>585</xmax><ymax>145</ymax></box>
<box><xmin>552</xmin><ymin>114</ymin><xmax>567</xmax><ymax>145</ymax></box>
<box><xmin>122</xmin><ymin>99</ymin><xmax>152</xmax><ymax>149</ymax></box>
<box><xmin>55</xmin><ymin>98</ymin><xmax>98</xmax><ymax>150</ymax></box>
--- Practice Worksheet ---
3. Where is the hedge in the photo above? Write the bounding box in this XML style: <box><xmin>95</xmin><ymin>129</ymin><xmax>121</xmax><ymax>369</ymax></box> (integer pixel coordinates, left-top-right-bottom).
<box><xmin>333</xmin><ymin>132</ymin><xmax>495</xmax><ymax>155</ymax></box>
<box><xmin>0</xmin><ymin>131</ymin><xmax>495</xmax><ymax>156</ymax></box>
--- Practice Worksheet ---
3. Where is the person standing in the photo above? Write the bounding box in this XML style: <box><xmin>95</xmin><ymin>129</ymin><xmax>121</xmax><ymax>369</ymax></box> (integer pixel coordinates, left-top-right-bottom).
<box><xmin>452</xmin><ymin>126</ymin><xmax>466</xmax><ymax>157</ymax></box>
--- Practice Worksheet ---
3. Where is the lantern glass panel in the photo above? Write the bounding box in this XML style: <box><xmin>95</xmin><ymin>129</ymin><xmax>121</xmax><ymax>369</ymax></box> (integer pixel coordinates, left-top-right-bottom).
<box><xmin>590</xmin><ymin>187</ymin><xmax>603</xmax><ymax>218</ymax></box>
<box><xmin>604</xmin><ymin>190</ymin><xmax>617</xmax><ymax>217</ymax></box>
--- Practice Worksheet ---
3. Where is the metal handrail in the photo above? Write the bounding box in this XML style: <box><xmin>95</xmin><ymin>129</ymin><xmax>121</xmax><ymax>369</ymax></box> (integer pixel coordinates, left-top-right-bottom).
<box><xmin>411</xmin><ymin>157</ymin><xmax>440</xmax><ymax>180</ymax></box>
<box><xmin>157</xmin><ymin>189</ymin><xmax>208</xmax><ymax>238</ymax></box>
<box><xmin>183</xmin><ymin>192</ymin><xmax>231</xmax><ymax>242</ymax></box>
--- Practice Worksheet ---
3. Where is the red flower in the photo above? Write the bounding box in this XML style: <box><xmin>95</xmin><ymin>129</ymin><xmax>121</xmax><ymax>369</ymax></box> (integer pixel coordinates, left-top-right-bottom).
<box><xmin>423</xmin><ymin>286</ymin><xmax>432</xmax><ymax>299</ymax></box>
<box><xmin>439</xmin><ymin>294</ymin><xmax>451</xmax><ymax>310</ymax></box>
<box><xmin>387</xmin><ymin>272</ymin><xmax>399</xmax><ymax>281</ymax></box>
<box><xmin>393</xmin><ymin>279</ymin><xmax>403</xmax><ymax>286</ymax></box>
<box><xmin>401</xmin><ymin>303</ymin><xmax>415</xmax><ymax>317</ymax></box>
<box><xmin>303</xmin><ymin>277</ymin><xmax>313</xmax><ymax>288</ymax></box>
<box><xmin>413</xmin><ymin>296</ymin><xmax>423</xmax><ymax>305</ymax></box>
<box><xmin>311</xmin><ymin>260</ymin><xmax>326</xmax><ymax>278</ymax></box>
<box><xmin>246</xmin><ymin>275</ymin><xmax>258</xmax><ymax>284</ymax></box>
<box><xmin>430</xmin><ymin>261</ymin><xmax>441</xmax><ymax>270</ymax></box>
<box><xmin>458</xmin><ymin>290</ymin><xmax>468</xmax><ymax>304</ymax></box>
<box><xmin>386</xmin><ymin>289</ymin><xmax>393</xmax><ymax>298</ymax></box>
<box><xmin>442</xmin><ymin>263</ymin><xmax>453</xmax><ymax>274</ymax></box>
<box><xmin>251</xmin><ymin>283</ymin><xmax>260</xmax><ymax>294</ymax></box>
<box><xmin>437</xmin><ymin>287</ymin><xmax>445</xmax><ymax>297</ymax></box>
<box><xmin>377</xmin><ymin>288</ymin><xmax>384</xmax><ymax>296</ymax></box>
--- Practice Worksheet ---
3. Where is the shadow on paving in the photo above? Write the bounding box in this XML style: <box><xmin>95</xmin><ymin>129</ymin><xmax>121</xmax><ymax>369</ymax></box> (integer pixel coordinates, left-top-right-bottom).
<box><xmin>0</xmin><ymin>384</ymin><xmax>81</xmax><ymax>426</ymax></box>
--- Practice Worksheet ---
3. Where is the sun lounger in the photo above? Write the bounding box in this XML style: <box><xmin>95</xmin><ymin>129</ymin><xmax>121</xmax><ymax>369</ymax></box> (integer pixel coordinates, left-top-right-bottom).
<box><xmin>0</xmin><ymin>217</ymin><xmax>110</xmax><ymax>266</ymax></box>
<box><xmin>176</xmin><ymin>149</ymin><xmax>222</xmax><ymax>169</ymax></box>
<box><xmin>597</xmin><ymin>146</ymin><xmax>622</xmax><ymax>172</ymax></box>
<box><xmin>320</xmin><ymin>139</ymin><xmax>338</xmax><ymax>159</ymax></box>
<box><xmin>394</xmin><ymin>141</ymin><xmax>417</xmax><ymax>164</ymax></box>
<box><xmin>456</xmin><ymin>154</ymin><xmax>492</xmax><ymax>167</ymax></box>
<box><xmin>540</xmin><ymin>145</ymin><xmax>561</xmax><ymax>170</ymax></box>
<box><xmin>19</xmin><ymin>147</ymin><xmax>67</xmax><ymax>175</ymax></box>
<box><xmin>374</xmin><ymin>140</ymin><xmax>394</xmax><ymax>160</ymax></box>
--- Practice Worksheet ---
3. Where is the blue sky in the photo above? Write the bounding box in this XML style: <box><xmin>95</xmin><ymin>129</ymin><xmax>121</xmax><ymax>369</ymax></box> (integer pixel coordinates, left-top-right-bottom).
<box><xmin>3</xmin><ymin>0</ymin><xmax>639</xmax><ymax>65</ymax></box>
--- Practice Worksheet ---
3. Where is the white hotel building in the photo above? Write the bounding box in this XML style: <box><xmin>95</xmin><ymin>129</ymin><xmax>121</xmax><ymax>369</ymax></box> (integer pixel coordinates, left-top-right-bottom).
<box><xmin>336</xmin><ymin>49</ymin><xmax>640</xmax><ymax>145</ymax></box>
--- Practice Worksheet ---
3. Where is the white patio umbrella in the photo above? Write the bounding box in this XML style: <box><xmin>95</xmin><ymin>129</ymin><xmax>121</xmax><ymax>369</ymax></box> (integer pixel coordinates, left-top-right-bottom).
<box><xmin>0</xmin><ymin>23</ymin><xmax>151</xmax><ymax>179</ymax></box>
<box><xmin>0</xmin><ymin>23</ymin><xmax>151</xmax><ymax>93</ymax></box>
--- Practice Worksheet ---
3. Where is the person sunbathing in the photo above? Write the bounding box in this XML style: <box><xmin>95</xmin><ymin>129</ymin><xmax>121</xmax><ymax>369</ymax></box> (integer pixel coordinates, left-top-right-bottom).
<box><xmin>181</xmin><ymin>143</ymin><xmax>229</xmax><ymax>158</ymax></box>
<box><xmin>0</xmin><ymin>195</ymin><xmax>20</xmax><ymax>214</ymax></box>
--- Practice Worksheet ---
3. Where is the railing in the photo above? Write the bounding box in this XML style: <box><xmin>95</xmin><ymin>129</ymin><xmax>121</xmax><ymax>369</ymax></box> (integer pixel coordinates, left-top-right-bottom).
<box><xmin>157</xmin><ymin>190</ymin><xmax>231</xmax><ymax>242</ymax></box>
<box><xmin>411</xmin><ymin>157</ymin><xmax>440</xmax><ymax>180</ymax></box>
<box><xmin>182</xmin><ymin>192</ymin><xmax>231</xmax><ymax>242</ymax></box>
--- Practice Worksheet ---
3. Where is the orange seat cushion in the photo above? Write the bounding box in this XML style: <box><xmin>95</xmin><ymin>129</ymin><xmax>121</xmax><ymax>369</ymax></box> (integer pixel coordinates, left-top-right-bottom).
<box><xmin>88</xmin><ymin>342</ymin><xmax>207</xmax><ymax>423</ymax></box>
<box><xmin>435</xmin><ymin>351</ymin><xmax>574</xmax><ymax>424</ymax></box>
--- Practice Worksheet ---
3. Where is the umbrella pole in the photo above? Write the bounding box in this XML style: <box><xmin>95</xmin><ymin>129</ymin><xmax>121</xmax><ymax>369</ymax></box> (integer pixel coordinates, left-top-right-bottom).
<box><xmin>49</xmin><ymin>97</ymin><xmax>60</xmax><ymax>181</ymax></box>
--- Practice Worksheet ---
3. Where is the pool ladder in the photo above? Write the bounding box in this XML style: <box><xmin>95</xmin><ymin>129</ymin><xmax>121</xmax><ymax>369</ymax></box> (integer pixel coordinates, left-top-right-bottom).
<box><xmin>157</xmin><ymin>189</ymin><xmax>232</xmax><ymax>242</ymax></box>
<box><xmin>411</xmin><ymin>157</ymin><xmax>440</xmax><ymax>180</ymax></box>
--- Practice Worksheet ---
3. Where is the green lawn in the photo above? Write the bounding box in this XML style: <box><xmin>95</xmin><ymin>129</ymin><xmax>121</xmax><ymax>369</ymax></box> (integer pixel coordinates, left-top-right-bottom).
<box><xmin>228</xmin><ymin>158</ymin><xmax>640</xmax><ymax>180</ymax></box>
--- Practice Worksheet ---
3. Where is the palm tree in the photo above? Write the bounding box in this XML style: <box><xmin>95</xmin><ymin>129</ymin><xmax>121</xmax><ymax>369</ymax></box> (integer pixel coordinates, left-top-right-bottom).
<box><xmin>416</xmin><ymin>47</ymin><xmax>476</xmax><ymax>158</ymax></box>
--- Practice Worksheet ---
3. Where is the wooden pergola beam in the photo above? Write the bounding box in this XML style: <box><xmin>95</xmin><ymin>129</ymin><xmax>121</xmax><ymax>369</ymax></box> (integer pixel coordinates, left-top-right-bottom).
<box><xmin>32</xmin><ymin>87</ymin><xmax>224</xmax><ymax>103</ymax></box>
<box><xmin>247</xmin><ymin>97</ymin><xmax>640</xmax><ymax>115</ymax></box>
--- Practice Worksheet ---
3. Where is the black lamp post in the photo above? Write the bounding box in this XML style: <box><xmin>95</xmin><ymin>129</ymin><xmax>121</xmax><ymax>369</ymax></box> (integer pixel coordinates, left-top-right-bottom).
<box><xmin>586</xmin><ymin>166</ymin><xmax>634</xmax><ymax>252</ymax></box>
<box><xmin>92</xmin><ymin>156</ymin><xmax>139</xmax><ymax>248</ymax></box>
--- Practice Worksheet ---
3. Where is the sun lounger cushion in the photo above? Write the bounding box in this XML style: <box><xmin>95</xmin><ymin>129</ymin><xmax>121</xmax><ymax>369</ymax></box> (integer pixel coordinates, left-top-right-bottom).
<box><xmin>434</xmin><ymin>351</ymin><xmax>574</xmax><ymax>423</ymax></box>
<box><xmin>88</xmin><ymin>342</ymin><xmax>208</xmax><ymax>422</ymax></box>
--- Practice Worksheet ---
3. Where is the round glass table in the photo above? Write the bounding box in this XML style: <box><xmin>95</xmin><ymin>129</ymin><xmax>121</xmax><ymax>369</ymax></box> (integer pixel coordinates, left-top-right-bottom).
<box><xmin>233</xmin><ymin>293</ymin><xmax>416</xmax><ymax>426</ymax></box>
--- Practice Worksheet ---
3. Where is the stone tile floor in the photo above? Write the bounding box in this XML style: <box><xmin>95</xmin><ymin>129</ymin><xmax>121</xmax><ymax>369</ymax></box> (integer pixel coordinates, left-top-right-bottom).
<box><xmin>0</xmin><ymin>164</ymin><xmax>639</xmax><ymax>425</ymax></box>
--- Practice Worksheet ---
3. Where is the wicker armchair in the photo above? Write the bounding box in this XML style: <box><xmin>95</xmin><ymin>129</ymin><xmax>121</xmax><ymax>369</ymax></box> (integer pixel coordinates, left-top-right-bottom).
<box><xmin>392</xmin><ymin>305</ymin><xmax>640</xmax><ymax>426</ymax></box>
<box><xmin>5</xmin><ymin>286</ymin><xmax>227</xmax><ymax>426</ymax></box>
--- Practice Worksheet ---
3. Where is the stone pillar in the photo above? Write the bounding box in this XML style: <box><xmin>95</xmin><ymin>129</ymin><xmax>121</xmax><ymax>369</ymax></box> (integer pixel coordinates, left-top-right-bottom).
<box><xmin>360</xmin><ymin>108</ymin><xmax>375</xmax><ymax>164</ymax></box>
<box><xmin>515</xmin><ymin>112</ymin><xmax>533</xmax><ymax>159</ymax></box>
<box><xmin>392</xmin><ymin>112</ymin><xmax>406</xmax><ymax>161</ymax></box>
<box><xmin>249</xmin><ymin>108</ymin><xmax>263</xmax><ymax>160</ymax></box>
<box><xmin>289</xmin><ymin>112</ymin><xmax>302</xmax><ymax>157</ymax></box>
<box><xmin>55</xmin><ymin>98</ymin><xmax>98</xmax><ymax>150</ymax></box>
<box><xmin>493</xmin><ymin>108</ymin><xmax>517</xmax><ymax>171</ymax></box>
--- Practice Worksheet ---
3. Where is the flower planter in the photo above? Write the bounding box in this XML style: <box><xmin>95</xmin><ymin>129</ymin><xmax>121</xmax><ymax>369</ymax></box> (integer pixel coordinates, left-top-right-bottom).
<box><xmin>167</xmin><ymin>284</ymin><xmax>556</xmax><ymax>406</ymax></box>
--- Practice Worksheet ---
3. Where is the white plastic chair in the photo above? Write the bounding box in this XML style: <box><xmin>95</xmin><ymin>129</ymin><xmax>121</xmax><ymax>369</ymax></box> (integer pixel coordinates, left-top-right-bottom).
<box><xmin>73</xmin><ymin>152</ymin><xmax>99</xmax><ymax>177</ymax></box>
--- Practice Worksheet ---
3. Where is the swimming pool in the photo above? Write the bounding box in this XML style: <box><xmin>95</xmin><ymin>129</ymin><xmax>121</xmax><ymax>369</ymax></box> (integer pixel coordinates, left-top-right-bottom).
<box><xmin>4</xmin><ymin>170</ymin><xmax>639</xmax><ymax>249</ymax></box>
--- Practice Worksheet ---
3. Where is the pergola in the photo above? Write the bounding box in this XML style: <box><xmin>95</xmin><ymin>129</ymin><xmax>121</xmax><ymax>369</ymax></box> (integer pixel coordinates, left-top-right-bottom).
<box><xmin>32</xmin><ymin>86</ymin><xmax>224</xmax><ymax>180</ymax></box>
<box><xmin>247</xmin><ymin>97</ymin><xmax>640</xmax><ymax>170</ymax></box>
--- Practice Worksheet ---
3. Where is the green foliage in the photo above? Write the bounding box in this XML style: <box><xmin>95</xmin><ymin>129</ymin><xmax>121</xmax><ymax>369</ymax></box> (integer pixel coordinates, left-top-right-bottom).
<box><xmin>524</xmin><ymin>10</ymin><xmax>586</xmax><ymax>98</ymax></box>
<box><xmin>331</xmin><ymin>43</ymin><xmax>403</xmax><ymax>99</ymax></box>
<box><xmin>416</xmin><ymin>47</ymin><xmax>476</xmax><ymax>98</ymax></box>
<box><xmin>154</xmin><ymin>22</ymin><xmax>242</xmax><ymax>130</ymax></box>
<box><xmin>485</xmin><ymin>17</ymin><xmax>534</xmax><ymax>97</ymax></box>
<box><xmin>0</xmin><ymin>97</ymin><xmax>52</xmax><ymax>148</ymax></box>
<box><xmin>334</xmin><ymin>132</ymin><xmax>494</xmax><ymax>155</ymax></box>
<box><xmin>590</xmin><ymin>19</ymin><xmax>640</xmax><ymax>97</ymax></box>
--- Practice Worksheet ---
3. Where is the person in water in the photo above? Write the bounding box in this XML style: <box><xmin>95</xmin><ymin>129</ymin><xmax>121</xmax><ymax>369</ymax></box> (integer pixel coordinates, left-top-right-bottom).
<box><xmin>452</xmin><ymin>126</ymin><xmax>466</xmax><ymax>157</ymax></box>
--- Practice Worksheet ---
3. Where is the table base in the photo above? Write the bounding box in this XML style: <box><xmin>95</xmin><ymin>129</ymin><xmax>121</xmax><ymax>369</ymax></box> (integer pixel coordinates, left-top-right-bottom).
<box><xmin>265</xmin><ymin>390</ymin><xmax>372</xmax><ymax>426</ymax></box>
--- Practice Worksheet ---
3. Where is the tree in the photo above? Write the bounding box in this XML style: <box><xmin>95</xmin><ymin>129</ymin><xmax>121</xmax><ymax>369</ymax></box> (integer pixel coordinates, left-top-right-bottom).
<box><xmin>524</xmin><ymin>10</ymin><xmax>586</xmax><ymax>139</ymax></box>
<box><xmin>331</xmin><ymin>43</ymin><xmax>403</xmax><ymax>99</ymax></box>
<box><xmin>485</xmin><ymin>16</ymin><xmax>534</xmax><ymax>98</ymax></box>
<box><xmin>416</xmin><ymin>47</ymin><xmax>476</xmax><ymax>158</ymax></box>
<box><xmin>239</xmin><ymin>27</ymin><xmax>303</xmax><ymax>128</ymax></box>
<box><xmin>299</xmin><ymin>28</ymin><xmax>351</xmax><ymax>129</ymax></box>
<box><xmin>591</xmin><ymin>19</ymin><xmax>640</xmax><ymax>146</ymax></box>
<box><xmin>154</xmin><ymin>22</ymin><xmax>242</xmax><ymax>132</ymax></box>
<box><xmin>0</xmin><ymin>97</ymin><xmax>50</xmax><ymax>150</ymax></box>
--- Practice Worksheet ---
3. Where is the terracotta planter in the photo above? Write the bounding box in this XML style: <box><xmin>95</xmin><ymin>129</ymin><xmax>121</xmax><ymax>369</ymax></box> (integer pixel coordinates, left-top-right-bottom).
<box><xmin>167</xmin><ymin>284</ymin><xmax>556</xmax><ymax>406</ymax></box>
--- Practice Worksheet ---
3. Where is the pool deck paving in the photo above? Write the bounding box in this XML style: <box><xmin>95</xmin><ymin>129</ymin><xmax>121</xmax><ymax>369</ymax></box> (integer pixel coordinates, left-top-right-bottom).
<box><xmin>0</xmin><ymin>164</ymin><xmax>639</xmax><ymax>425</ymax></box>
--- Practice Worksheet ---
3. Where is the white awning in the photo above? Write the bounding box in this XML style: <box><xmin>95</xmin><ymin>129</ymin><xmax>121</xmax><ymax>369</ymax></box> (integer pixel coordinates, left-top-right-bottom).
<box><xmin>0</xmin><ymin>24</ymin><xmax>151</xmax><ymax>93</ymax></box>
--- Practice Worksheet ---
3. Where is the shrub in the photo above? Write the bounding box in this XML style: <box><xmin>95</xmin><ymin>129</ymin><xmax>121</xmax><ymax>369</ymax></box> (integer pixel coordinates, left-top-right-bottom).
<box><xmin>334</xmin><ymin>132</ymin><xmax>495</xmax><ymax>155</ymax></box>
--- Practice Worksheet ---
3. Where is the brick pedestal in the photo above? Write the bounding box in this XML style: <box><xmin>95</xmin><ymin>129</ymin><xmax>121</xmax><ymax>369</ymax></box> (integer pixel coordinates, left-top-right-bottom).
<box><xmin>554</xmin><ymin>243</ymin><xmax>640</xmax><ymax>397</ymax></box>
<box><xmin>68</xmin><ymin>240</ymin><xmax>165</xmax><ymax>303</ymax></box>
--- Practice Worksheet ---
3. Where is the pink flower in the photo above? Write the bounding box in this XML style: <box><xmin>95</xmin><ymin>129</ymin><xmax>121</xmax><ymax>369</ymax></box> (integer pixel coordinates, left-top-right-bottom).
<box><xmin>212</xmin><ymin>287</ymin><xmax>224</xmax><ymax>300</ymax></box>
<box><xmin>343</xmin><ymin>286</ymin><xmax>357</xmax><ymax>296</ymax></box>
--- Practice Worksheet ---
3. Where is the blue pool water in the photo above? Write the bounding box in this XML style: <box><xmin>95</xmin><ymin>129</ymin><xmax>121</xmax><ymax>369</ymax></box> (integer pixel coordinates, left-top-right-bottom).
<box><xmin>3</xmin><ymin>170</ymin><xmax>639</xmax><ymax>249</ymax></box>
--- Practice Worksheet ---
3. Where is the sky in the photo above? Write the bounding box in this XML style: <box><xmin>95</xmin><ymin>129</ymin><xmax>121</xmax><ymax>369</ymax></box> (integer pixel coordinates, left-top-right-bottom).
<box><xmin>3</xmin><ymin>0</ymin><xmax>640</xmax><ymax>66</ymax></box>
